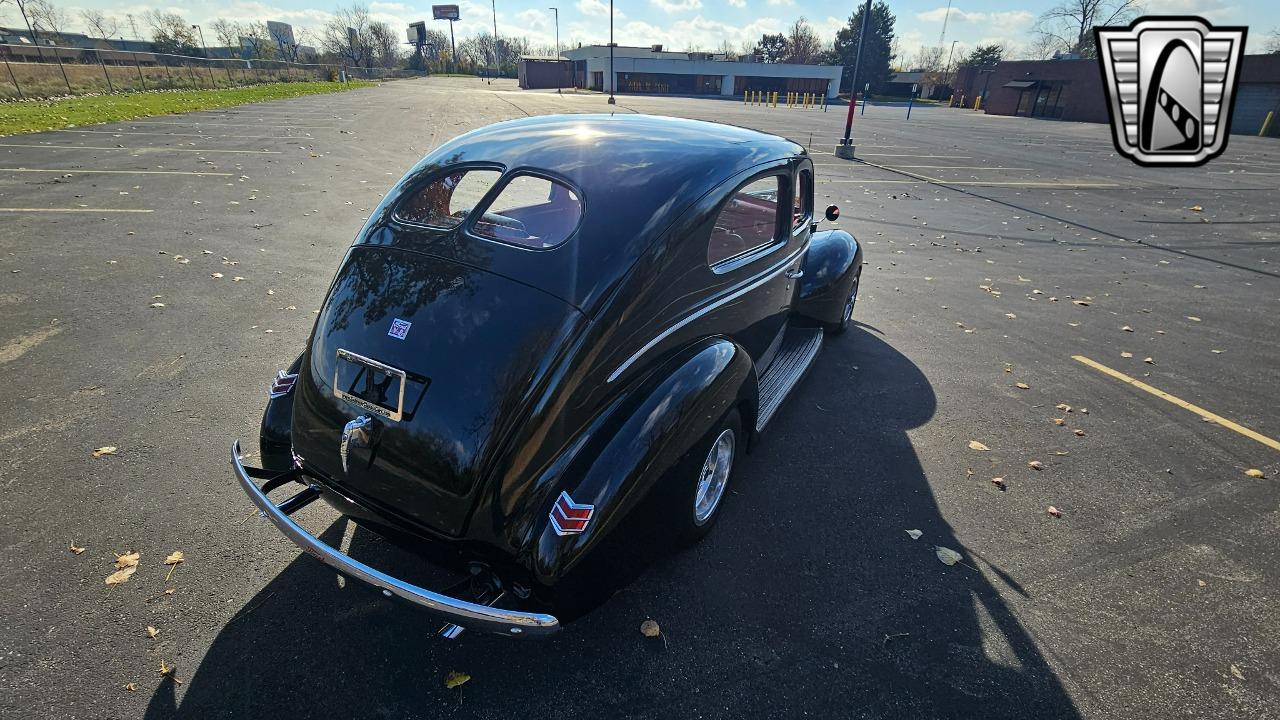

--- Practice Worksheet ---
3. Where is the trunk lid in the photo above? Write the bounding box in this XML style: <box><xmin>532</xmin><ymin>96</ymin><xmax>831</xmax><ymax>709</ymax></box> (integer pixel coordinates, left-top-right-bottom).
<box><xmin>291</xmin><ymin>245</ymin><xmax>582</xmax><ymax>537</ymax></box>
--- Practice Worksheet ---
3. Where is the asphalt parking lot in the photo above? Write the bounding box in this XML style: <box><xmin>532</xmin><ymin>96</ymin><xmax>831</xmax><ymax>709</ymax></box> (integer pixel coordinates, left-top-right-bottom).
<box><xmin>1</xmin><ymin>77</ymin><xmax>1277</xmax><ymax>719</ymax></box>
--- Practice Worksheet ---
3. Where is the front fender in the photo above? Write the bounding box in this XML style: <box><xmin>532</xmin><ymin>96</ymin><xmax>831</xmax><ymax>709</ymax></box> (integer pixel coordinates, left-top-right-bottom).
<box><xmin>795</xmin><ymin>229</ymin><xmax>861</xmax><ymax>327</ymax></box>
<box><xmin>524</xmin><ymin>337</ymin><xmax>756</xmax><ymax>586</ymax></box>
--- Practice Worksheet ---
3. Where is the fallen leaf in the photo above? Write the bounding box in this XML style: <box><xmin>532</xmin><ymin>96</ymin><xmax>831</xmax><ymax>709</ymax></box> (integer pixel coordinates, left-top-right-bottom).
<box><xmin>1231</xmin><ymin>665</ymin><xmax>1244</xmax><ymax>681</ymax></box>
<box><xmin>147</xmin><ymin>626</ymin><xmax>160</xmax><ymax>638</ymax></box>
<box><xmin>1245</xmin><ymin>468</ymin><xmax>1265</xmax><ymax>478</ymax></box>
<box><xmin>1053</xmin><ymin>418</ymin><xmax>1066</xmax><ymax>426</ymax></box>
<box><xmin>968</xmin><ymin>440</ymin><xmax>990</xmax><ymax>451</ymax></box>
<box><xmin>444</xmin><ymin>670</ymin><xmax>470</xmax><ymax>689</ymax></box>
<box><xmin>124</xmin><ymin>683</ymin><xmax>138</xmax><ymax>692</ymax></box>
<box><xmin>640</xmin><ymin>619</ymin><xmax>661</xmax><ymax>637</ymax></box>
<box><xmin>69</xmin><ymin>543</ymin><xmax>86</xmax><ymax>555</ymax></box>
<box><xmin>1047</xmin><ymin>506</ymin><xmax>1063</xmax><ymax>518</ymax></box>
<box><xmin>211</xmin><ymin>272</ymin><xmax>223</xmax><ymax>279</ymax></box>
<box><xmin>1189</xmin><ymin>205</ymin><xmax>1203</xmax><ymax>212</ymax></box>
<box><xmin>105</xmin><ymin>566</ymin><xmax>136</xmax><ymax>585</ymax></box>
<box><xmin>991</xmin><ymin>477</ymin><xmax>1006</xmax><ymax>489</ymax></box>
<box><xmin>148</xmin><ymin>302</ymin><xmax>165</xmax><ymax>308</ymax></box>
<box><xmin>1121</xmin><ymin>351</ymin><xmax>1133</xmax><ymax>358</ymax></box>
<box><xmin>92</xmin><ymin>446</ymin><xmax>118</xmax><ymax>457</ymax></box>
<box><xmin>267</xmin><ymin>289</ymin><xmax>275</xmax><ymax>295</ymax></box>
<box><xmin>1143</xmin><ymin>357</ymin><xmax>1154</xmax><ymax>364</ymax></box>
<box><xmin>232</xmin><ymin>276</ymin><xmax>245</xmax><ymax>282</ymax></box>
<box><xmin>935</xmin><ymin>546</ymin><xmax>963</xmax><ymax>566</ymax></box>
<box><xmin>164</xmin><ymin>551</ymin><xmax>184</xmax><ymax>565</ymax></box>
<box><xmin>1186</xmin><ymin>316</ymin><xmax>1201</xmax><ymax>322</ymax></box>
<box><xmin>1079</xmin><ymin>408</ymin><xmax>1089</xmax><ymax>414</ymax></box>
<box><xmin>158</xmin><ymin>660</ymin><xmax>181</xmax><ymax>684</ymax></box>
<box><xmin>905</xmin><ymin>529</ymin><xmax>923</xmax><ymax>540</ymax></box>
<box><xmin>1072</xmin><ymin>299</ymin><xmax>1091</xmax><ymax>307</ymax></box>
<box><xmin>1015</xmin><ymin>382</ymin><xmax>1030</xmax><ymax>389</ymax></box>
<box><xmin>115</xmin><ymin>552</ymin><xmax>140</xmax><ymax>569</ymax></box>
<box><xmin>1005</xmin><ymin>313</ymin><xmax>1017</xmax><ymax>319</ymax></box>
<box><xmin>1121</xmin><ymin>325</ymin><xmax>1133</xmax><ymax>332</ymax></box>
<box><xmin>1056</xmin><ymin>404</ymin><xmax>1072</xmax><ymax>412</ymax></box>
<box><xmin>1198</xmin><ymin>579</ymin><xmax>1206</xmax><ymax>587</ymax></box>
<box><xmin>1028</xmin><ymin>460</ymin><xmax>1044</xmax><ymax>470</ymax></box>
<box><xmin>1073</xmin><ymin>429</ymin><xmax>1086</xmax><ymax>437</ymax></box>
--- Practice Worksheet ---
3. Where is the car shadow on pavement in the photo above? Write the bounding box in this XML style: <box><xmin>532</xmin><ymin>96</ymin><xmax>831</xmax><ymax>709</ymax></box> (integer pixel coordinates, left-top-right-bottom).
<box><xmin>145</xmin><ymin>330</ymin><xmax>1082</xmax><ymax>719</ymax></box>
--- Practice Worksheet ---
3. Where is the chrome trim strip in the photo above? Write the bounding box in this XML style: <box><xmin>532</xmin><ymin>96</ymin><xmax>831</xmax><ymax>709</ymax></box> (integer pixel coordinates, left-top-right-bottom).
<box><xmin>607</xmin><ymin>245</ymin><xmax>807</xmax><ymax>383</ymax></box>
<box><xmin>231</xmin><ymin>441</ymin><xmax>560</xmax><ymax>637</ymax></box>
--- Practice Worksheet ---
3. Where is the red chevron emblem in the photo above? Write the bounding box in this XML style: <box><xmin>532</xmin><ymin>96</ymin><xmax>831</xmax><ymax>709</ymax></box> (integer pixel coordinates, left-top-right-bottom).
<box><xmin>549</xmin><ymin>491</ymin><xmax>594</xmax><ymax>536</ymax></box>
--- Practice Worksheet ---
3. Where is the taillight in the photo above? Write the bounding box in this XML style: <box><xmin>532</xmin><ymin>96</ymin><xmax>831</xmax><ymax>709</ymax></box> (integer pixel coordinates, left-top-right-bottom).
<box><xmin>549</xmin><ymin>491</ymin><xmax>594</xmax><ymax>536</ymax></box>
<box><xmin>269</xmin><ymin>370</ymin><xmax>298</xmax><ymax>398</ymax></box>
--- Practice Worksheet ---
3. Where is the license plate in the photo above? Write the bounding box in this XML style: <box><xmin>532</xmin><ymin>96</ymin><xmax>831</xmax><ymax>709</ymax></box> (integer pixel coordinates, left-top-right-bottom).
<box><xmin>333</xmin><ymin>349</ymin><xmax>407</xmax><ymax>422</ymax></box>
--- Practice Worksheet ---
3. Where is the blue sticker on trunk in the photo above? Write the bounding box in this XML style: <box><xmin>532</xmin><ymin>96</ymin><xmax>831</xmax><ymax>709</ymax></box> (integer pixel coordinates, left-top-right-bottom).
<box><xmin>388</xmin><ymin>318</ymin><xmax>412</xmax><ymax>340</ymax></box>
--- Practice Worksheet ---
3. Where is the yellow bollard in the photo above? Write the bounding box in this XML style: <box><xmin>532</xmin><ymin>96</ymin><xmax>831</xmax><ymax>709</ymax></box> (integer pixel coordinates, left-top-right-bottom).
<box><xmin>771</xmin><ymin>91</ymin><xmax>778</xmax><ymax>107</ymax></box>
<box><xmin>947</xmin><ymin>94</ymin><xmax>954</xmax><ymax>107</ymax></box>
<box><xmin>974</xmin><ymin>95</ymin><xmax>982</xmax><ymax>111</ymax></box>
<box><xmin>743</xmin><ymin>90</ymin><xmax>748</xmax><ymax>105</ymax></box>
<box><xmin>1261</xmin><ymin>111</ymin><xmax>1275</xmax><ymax>137</ymax></box>
<box><xmin>805</xmin><ymin>92</ymin><xmax>812</xmax><ymax>109</ymax></box>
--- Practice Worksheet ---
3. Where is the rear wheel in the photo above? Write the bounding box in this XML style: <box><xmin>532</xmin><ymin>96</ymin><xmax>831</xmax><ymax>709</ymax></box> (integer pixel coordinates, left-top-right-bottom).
<box><xmin>670</xmin><ymin>409</ymin><xmax>742</xmax><ymax>544</ymax></box>
<box><xmin>826</xmin><ymin>268</ymin><xmax>861</xmax><ymax>335</ymax></box>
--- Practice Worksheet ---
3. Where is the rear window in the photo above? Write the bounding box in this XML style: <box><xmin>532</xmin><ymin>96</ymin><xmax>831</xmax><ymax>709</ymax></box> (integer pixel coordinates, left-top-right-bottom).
<box><xmin>395</xmin><ymin>168</ymin><xmax>501</xmax><ymax>228</ymax></box>
<box><xmin>472</xmin><ymin>174</ymin><xmax>582</xmax><ymax>249</ymax></box>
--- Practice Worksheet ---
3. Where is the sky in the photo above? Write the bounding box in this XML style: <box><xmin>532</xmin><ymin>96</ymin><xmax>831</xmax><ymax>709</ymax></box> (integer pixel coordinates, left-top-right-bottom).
<box><xmin>3</xmin><ymin>0</ymin><xmax>1275</xmax><ymax>62</ymax></box>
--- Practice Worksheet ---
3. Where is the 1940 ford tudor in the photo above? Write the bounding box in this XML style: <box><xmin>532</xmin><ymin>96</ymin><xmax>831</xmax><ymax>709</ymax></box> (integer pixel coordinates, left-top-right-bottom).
<box><xmin>232</xmin><ymin>114</ymin><xmax>862</xmax><ymax>638</ymax></box>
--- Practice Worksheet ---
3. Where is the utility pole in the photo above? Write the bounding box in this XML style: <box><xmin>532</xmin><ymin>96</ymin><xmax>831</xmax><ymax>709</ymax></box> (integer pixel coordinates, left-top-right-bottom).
<box><xmin>193</xmin><ymin>24</ymin><xmax>215</xmax><ymax>85</ymax></box>
<box><xmin>491</xmin><ymin>0</ymin><xmax>500</xmax><ymax>81</ymax></box>
<box><xmin>607</xmin><ymin>0</ymin><xmax>615</xmax><ymax>104</ymax></box>
<box><xmin>835</xmin><ymin>0</ymin><xmax>872</xmax><ymax>159</ymax></box>
<box><xmin>548</xmin><ymin>7</ymin><xmax>560</xmax><ymax>92</ymax></box>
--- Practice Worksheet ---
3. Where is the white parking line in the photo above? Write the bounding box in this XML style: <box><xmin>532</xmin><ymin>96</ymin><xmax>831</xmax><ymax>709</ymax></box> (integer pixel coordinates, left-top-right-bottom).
<box><xmin>130</xmin><ymin>120</ymin><xmax>338</xmax><ymax>130</ymax></box>
<box><xmin>859</xmin><ymin>154</ymin><xmax>973</xmax><ymax>158</ymax></box>
<box><xmin>0</xmin><ymin>207</ymin><xmax>153</xmax><ymax>213</ymax></box>
<box><xmin>881</xmin><ymin>166</ymin><xmax>1033</xmax><ymax>170</ymax></box>
<box><xmin>0</xmin><ymin>144</ymin><xmax>281</xmax><ymax>155</ymax></box>
<box><xmin>56</xmin><ymin>129</ymin><xmax>313</xmax><ymax>141</ymax></box>
<box><xmin>0</xmin><ymin>168</ymin><xmax>233</xmax><ymax>176</ymax></box>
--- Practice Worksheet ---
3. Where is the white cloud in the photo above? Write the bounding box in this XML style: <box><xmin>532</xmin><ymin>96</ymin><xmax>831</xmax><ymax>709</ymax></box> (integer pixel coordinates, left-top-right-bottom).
<box><xmin>726</xmin><ymin>0</ymin><xmax>746</xmax><ymax>7</ymax></box>
<box><xmin>576</xmin><ymin>0</ymin><xmax>624</xmax><ymax>18</ymax></box>
<box><xmin>650</xmin><ymin>0</ymin><xmax>703</xmax><ymax>13</ymax></box>
<box><xmin>766</xmin><ymin>0</ymin><xmax>794</xmax><ymax>6</ymax></box>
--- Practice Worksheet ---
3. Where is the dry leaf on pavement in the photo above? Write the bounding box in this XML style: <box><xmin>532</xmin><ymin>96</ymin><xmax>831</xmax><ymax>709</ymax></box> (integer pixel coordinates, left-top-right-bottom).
<box><xmin>146</xmin><ymin>626</ymin><xmax>160</xmax><ymax>638</ymax></box>
<box><xmin>1121</xmin><ymin>325</ymin><xmax>1133</xmax><ymax>332</ymax></box>
<box><xmin>1189</xmin><ymin>205</ymin><xmax>1203</xmax><ymax>212</ymax></box>
<box><xmin>148</xmin><ymin>302</ymin><xmax>165</xmax><ymax>309</ymax></box>
<box><xmin>1053</xmin><ymin>418</ymin><xmax>1066</xmax><ymax>426</ymax></box>
<box><xmin>444</xmin><ymin>670</ymin><xmax>471</xmax><ymax>689</ymax></box>
<box><xmin>1056</xmin><ymin>404</ymin><xmax>1072</xmax><ymax>412</ymax></box>
<box><xmin>69</xmin><ymin>544</ymin><xmax>86</xmax><ymax>555</ymax></box>
<box><xmin>115</xmin><ymin>552</ymin><xmax>140</xmax><ymax>569</ymax></box>
<box><xmin>164</xmin><ymin>551</ymin><xmax>184</xmax><ymax>565</ymax></box>
<box><xmin>1186</xmin><ymin>316</ymin><xmax>1201</xmax><ymax>322</ymax></box>
<box><xmin>1047</xmin><ymin>506</ymin><xmax>1063</xmax><ymax>518</ymax></box>
<box><xmin>968</xmin><ymin>440</ymin><xmax>990</xmax><ymax>451</ymax></box>
<box><xmin>1015</xmin><ymin>382</ymin><xmax>1030</xmax><ymax>389</ymax></box>
<box><xmin>124</xmin><ymin>683</ymin><xmax>137</xmax><ymax>692</ymax></box>
<box><xmin>991</xmin><ymin>477</ymin><xmax>1006</xmax><ymax>489</ymax></box>
<box><xmin>105</xmin><ymin>566</ymin><xmax>136</xmax><ymax>585</ymax></box>
<box><xmin>92</xmin><ymin>446</ymin><xmax>118</xmax><ymax>457</ymax></box>
<box><xmin>935</xmin><ymin>546</ymin><xmax>963</xmax><ymax>566</ymax></box>
<box><xmin>211</xmin><ymin>272</ymin><xmax>224</xmax><ymax>279</ymax></box>
<box><xmin>1143</xmin><ymin>357</ymin><xmax>1154</xmax><ymax>364</ymax></box>
<box><xmin>905</xmin><ymin>529</ymin><xmax>923</xmax><ymax>540</ymax></box>
<box><xmin>1245</xmin><ymin>468</ymin><xmax>1265</xmax><ymax>478</ymax></box>
<box><xmin>1120</xmin><ymin>351</ymin><xmax>1133</xmax><ymax>358</ymax></box>
<box><xmin>1028</xmin><ymin>460</ymin><xmax>1044</xmax><ymax>470</ymax></box>
<box><xmin>1074</xmin><ymin>429</ymin><xmax>1086</xmax><ymax>437</ymax></box>
<box><xmin>640</xmin><ymin>619</ymin><xmax>661</xmax><ymax>637</ymax></box>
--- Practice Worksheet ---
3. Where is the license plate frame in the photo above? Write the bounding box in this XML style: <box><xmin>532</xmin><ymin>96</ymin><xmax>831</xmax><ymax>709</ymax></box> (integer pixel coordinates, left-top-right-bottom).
<box><xmin>333</xmin><ymin>348</ymin><xmax>407</xmax><ymax>422</ymax></box>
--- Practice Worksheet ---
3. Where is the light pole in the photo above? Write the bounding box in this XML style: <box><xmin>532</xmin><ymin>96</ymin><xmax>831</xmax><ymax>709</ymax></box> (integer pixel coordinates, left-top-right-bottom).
<box><xmin>606</xmin><ymin>0</ymin><xmax>615</xmax><ymax>104</ymax></box>
<box><xmin>548</xmin><ymin>7</ymin><xmax>561</xmax><ymax>92</ymax></box>
<box><xmin>193</xmin><ymin>24</ymin><xmax>216</xmax><ymax>85</ymax></box>
<box><xmin>491</xmin><ymin>0</ymin><xmax>500</xmax><ymax>82</ymax></box>
<box><xmin>945</xmin><ymin>39</ymin><xmax>958</xmax><ymax>74</ymax></box>
<box><xmin>835</xmin><ymin>0</ymin><xmax>872</xmax><ymax>158</ymax></box>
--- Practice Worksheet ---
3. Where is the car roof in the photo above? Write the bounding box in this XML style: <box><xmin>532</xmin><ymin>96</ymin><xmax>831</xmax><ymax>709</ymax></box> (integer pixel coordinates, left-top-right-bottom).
<box><xmin>395</xmin><ymin>114</ymin><xmax>805</xmax><ymax>313</ymax></box>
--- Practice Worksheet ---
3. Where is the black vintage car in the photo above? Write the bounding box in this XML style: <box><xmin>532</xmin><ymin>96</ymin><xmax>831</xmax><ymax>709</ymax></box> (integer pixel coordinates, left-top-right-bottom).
<box><xmin>232</xmin><ymin>114</ymin><xmax>862</xmax><ymax>638</ymax></box>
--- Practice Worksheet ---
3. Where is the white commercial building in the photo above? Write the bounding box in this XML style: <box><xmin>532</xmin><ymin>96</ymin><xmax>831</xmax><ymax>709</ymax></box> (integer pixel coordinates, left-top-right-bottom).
<box><xmin>561</xmin><ymin>45</ymin><xmax>843</xmax><ymax>99</ymax></box>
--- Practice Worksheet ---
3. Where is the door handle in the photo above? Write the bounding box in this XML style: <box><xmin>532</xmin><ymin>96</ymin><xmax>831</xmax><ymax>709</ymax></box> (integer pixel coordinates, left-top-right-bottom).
<box><xmin>785</xmin><ymin>268</ymin><xmax>804</xmax><ymax>279</ymax></box>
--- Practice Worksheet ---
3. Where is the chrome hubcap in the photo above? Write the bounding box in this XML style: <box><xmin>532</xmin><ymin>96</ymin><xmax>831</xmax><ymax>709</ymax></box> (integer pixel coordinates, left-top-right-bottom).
<box><xmin>693</xmin><ymin>428</ymin><xmax>735</xmax><ymax>525</ymax></box>
<box><xmin>842</xmin><ymin>275</ymin><xmax>859</xmax><ymax>324</ymax></box>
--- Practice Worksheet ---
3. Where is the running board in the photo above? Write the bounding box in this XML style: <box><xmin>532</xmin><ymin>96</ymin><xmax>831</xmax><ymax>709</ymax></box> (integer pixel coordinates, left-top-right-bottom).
<box><xmin>756</xmin><ymin>326</ymin><xmax>823</xmax><ymax>432</ymax></box>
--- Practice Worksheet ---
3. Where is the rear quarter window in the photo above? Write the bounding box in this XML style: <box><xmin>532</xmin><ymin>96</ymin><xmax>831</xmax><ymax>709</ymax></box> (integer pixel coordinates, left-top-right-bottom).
<box><xmin>395</xmin><ymin>169</ymin><xmax>501</xmax><ymax>228</ymax></box>
<box><xmin>471</xmin><ymin>174</ymin><xmax>582</xmax><ymax>249</ymax></box>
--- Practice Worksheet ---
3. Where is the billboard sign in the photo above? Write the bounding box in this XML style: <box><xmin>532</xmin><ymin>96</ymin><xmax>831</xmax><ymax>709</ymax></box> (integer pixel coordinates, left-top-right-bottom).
<box><xmin>408</xmin><ymin>21</ymin><xmax>426</xmax><ymax>45</ymax></box>
<box><xmin>432</xmin><ymin>4</ymin><xmax>460</xmax><ymax>20</ymax></box>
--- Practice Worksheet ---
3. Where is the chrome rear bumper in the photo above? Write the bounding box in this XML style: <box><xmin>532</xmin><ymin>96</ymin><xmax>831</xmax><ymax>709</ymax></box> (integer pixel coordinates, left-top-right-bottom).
<box><xmin>231</xmin><ymin>441</ymin><xmax>560</xmax><ymax>637</ymax></box>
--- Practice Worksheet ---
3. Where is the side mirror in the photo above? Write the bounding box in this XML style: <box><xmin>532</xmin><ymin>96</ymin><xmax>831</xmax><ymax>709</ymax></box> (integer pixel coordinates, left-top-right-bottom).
<box><xmin>825</xmin><ymin>205</ymin><xmax>840</xmax><ymax>222</ymax></box>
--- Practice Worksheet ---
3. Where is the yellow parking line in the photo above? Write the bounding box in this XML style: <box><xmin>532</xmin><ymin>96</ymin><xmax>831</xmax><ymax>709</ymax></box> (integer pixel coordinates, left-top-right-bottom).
<box><xmin>0</xmin><ymin>207</ymin><xmax>153</xmax><ymax>212</ymax></box>
<box><xmin>1073</xmin><ymin>355</ymin><xmax>1280</xmax><ymax>452</ymax></box>
<box><xmin>0</xmin><ymin>168</ymin><xmax>232</xmax><ymax>176</ymax></box>
<box><xmin>0</xmin><ymin>144</ymin><xmax>281</xmax><ymax>155</ymax></box>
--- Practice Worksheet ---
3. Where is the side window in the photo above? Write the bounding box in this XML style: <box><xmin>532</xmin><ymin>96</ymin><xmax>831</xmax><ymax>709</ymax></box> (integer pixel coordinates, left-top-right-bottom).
<box><xmin>395</xmin><ymin>169</ymin><xmax>501</xmax><ymax>228</ymax></box>
<box><xmin>793</xmin><ymin>169</ymin><xmax>812</xmax><ymax>229</ymax></box>
<box><xmin>708</xmin><ymin>175</ymin><xmax>782</xmax><ymax>266</ymax></box>
<box><xmin>472</xmin><ymin>175</ymin><xmax>582</xmax><ymax>249</ymax></box>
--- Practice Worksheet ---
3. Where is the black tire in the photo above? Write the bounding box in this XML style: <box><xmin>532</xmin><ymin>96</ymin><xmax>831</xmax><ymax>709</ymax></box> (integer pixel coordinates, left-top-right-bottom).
<box><xmin>668</xmin><ymin>409</ymin><xmax>743</xmax><ymax>545</ymax></box>
<box><xmin>826</xmin><ymin>267</ymin><xmax>861</xmax><ymax>335</ymax></box>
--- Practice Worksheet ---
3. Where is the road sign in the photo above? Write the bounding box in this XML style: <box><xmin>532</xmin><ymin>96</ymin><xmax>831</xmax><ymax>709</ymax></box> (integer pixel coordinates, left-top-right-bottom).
<box><xmin>433</xmin><ymin>4</ymin><xmax>460</xmax><ymax>20</ymax></box>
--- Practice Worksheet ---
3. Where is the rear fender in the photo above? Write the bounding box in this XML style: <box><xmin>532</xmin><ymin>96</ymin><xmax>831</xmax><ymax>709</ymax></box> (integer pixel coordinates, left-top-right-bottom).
<box><xmin>523</xmin><ymin>337</ymin><xmax>756</xmax><ymax>585</ymax></box>
<box><xmin>794</xmin><ymin>229</ymin><xmax>861</xmax><ymax>327</ymax></box>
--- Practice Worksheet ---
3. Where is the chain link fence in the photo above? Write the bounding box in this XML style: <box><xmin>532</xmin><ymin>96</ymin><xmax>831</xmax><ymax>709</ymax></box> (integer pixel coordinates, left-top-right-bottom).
<box><xmin>0</xmin><ymin>43</ymin><xmax>393</xmax><ymax>100</ymax></box>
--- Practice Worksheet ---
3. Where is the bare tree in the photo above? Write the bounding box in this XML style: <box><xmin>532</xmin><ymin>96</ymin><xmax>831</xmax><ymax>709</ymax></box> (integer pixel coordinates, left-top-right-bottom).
<box><xmin>211</xmin><ymin>18</ymin><xmax>238</xmax><ymax>49</ymax></box>
<box><xmin>27</xmin><ymin>0</ymin><xmax>71</xmax><ymax>43</ymax></box>
<box><xmin>916</xmin><ymin>45</ymin><xmax>945</xmax><ymax>72</ymax></box>
<box><xmin>80</xmin><ymin>8</ymin><xmax>119</xmax><ymax>40</ymax></box>
<box><xmin>785</xmin><ymin>17</ymin><xmax>823</xmax><ymax>64</ymax></box>
<box><xmin>367</xmin><ymin>20</ymin><xmax>401</xmax><ymax>68</ymax></box>
<box><xmin>1265</xmin><ymin>28</ymin><xmax>1280</xmax><ymax>54</ymax></box>
<box><xmin>1033</xmin><ymin>0</ymin><xmax>1143</xmax><ymax>58</ymax></box>
<box><xmin>320</xmin><ymin>3</ymin><xmax>373</xmax><ymax>67</ymax></box>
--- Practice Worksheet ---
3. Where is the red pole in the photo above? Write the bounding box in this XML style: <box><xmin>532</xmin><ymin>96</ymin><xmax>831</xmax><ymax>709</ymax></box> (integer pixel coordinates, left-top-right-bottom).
<box><xmin>843</xmin><ymin>91</ymin><xmax>858</xmax><ymax>141</ymax></box>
